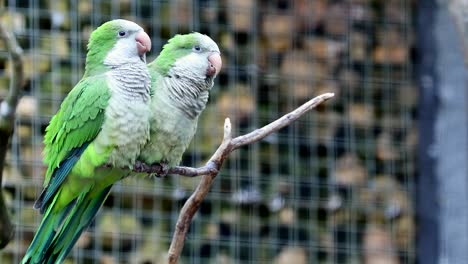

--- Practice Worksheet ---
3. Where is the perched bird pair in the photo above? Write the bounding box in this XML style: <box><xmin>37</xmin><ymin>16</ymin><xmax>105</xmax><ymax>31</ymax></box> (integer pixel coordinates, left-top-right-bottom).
<box><xmin>21</xmin><ymin>19</ymin><xmax>222</xmax><ymax>264</ymax></box>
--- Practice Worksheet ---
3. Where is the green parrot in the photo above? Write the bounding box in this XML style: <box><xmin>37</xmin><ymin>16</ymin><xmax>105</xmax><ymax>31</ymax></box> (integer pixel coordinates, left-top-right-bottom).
<box><xmin>21</xmin><ymin>19</ymin><xmax>152</xmax><ymax>264</ymax></box>
<box><xmin>139</xmin><ymin>32</ymin><xmax>222</xmax><ymax>171</ymax></box>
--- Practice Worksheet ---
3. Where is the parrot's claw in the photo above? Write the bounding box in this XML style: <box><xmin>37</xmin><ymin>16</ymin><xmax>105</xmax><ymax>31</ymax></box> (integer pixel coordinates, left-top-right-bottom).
<box><xmin>154</xmin><ymin>162</ymin><xmax>170</xmax><ymax>178</ymax></box>
<box><xmin>134</xmin><ymin>160</ymin><xmax>151</xmax><ymax>173</ymax></box>
<box><xmin>133</xmin><ymin>160</ymin><xmax>170</xmax><ymax>177</ymax></box>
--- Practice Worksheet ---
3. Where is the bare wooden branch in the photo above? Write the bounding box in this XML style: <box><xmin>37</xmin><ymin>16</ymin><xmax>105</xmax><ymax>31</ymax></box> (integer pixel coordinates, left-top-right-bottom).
<box><xmin>230</xmin><ymin>93</ymin><xmax>335</xmax><ymax>149</ymax></box>
<box><xmin>0</xmin><ymin>21</ymin><xmax>24</xmax><ymax>248</ymax></box>
<box><xmin>163</xmin><ymin>93</ymin><xmax>334</xmax><ymax>263</ymax></box>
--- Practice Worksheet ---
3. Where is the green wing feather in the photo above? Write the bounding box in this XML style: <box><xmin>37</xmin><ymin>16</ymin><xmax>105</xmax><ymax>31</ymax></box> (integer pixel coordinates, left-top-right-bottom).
<box><xmin>38</xmin><ymin>75</ymin><xmax>111</xmax><ymax>208</ymax></box>
<box><xmin>43</xmin><ymin>74</ymin><xmax>110</xmax><ymax>183</ymax></box>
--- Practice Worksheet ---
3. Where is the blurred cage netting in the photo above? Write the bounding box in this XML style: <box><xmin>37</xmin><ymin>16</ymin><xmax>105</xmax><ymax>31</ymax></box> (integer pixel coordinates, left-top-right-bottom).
<box><xmin>0</xmin><ymin>0</ymin><xmax>417</xmax><ymax>263</ymax></box>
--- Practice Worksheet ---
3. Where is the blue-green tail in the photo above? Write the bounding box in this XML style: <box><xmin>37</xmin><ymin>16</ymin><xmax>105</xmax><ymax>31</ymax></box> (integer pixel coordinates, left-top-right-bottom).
<box><xmin>21</xmin><ymin>186</ymin><xmax>113</xmax><ymax>264</ymax></box>
<box><xmin>21</xmin><ymin>198</ymin><xmax>74</xmax><ymax>264</ymax></box>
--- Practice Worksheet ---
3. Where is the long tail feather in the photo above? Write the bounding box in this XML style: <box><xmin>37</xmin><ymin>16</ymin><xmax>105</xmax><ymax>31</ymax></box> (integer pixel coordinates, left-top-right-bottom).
<box><xmin>45</xmin><ymin>185</ymin><xmax>113</xmax><ymax>264</ymax></box>
<box><xmin>21</xmin><ymin>185</ymin><xmax>113</xmax><ymax>264</ymax></box>
<box><xmin>21</xmin><ymin>195</ymin><xmax>74</xmax><ymax>264</ymax></box>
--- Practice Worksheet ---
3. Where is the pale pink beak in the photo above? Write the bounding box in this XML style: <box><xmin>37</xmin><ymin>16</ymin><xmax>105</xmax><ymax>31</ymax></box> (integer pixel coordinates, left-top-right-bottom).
<box><xmin>135</xmin><ymin>31</ymin><xmax>151</xmax><ymax>56</ymax></box>
<box><xmin>207</xmin><ymin>52</ymin><xmax>222</xmax><ymax>77</ymax></box>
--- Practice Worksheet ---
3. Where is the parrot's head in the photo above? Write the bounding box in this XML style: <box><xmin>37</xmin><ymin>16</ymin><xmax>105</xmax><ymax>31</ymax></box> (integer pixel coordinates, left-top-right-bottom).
<box><xmin>152</xmin><ymin>32</ymin><xmax>222</xmax><ymax>89</ymax></box>
<box><xmin>85</xmin><ymin>19</ymin><xmax>152</xmax><ymax>75</ymax></box>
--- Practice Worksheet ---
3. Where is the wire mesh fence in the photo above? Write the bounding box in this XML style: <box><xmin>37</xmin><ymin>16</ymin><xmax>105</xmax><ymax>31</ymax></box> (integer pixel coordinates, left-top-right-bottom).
<box><xmin>0</xmin><ymin>0</ymin><xmax>416</xmax><ymax>263</ymax></box>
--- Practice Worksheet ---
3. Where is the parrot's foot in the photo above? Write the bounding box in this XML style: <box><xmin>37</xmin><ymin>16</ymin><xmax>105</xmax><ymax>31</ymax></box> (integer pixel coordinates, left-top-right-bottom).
<box><xmin>133</xmin><ymin>160</ymin><xmax>170</xmax><ymax>177</ymax></box>
<box><xmin>133</xmin><ymin>160</ymin><xmax>152</xmax><ymax>173</ymax></box>
<box><xmin>154</xmin><ymin>162</ymin><xmax>170</xmax><ymax>178</ymax></box>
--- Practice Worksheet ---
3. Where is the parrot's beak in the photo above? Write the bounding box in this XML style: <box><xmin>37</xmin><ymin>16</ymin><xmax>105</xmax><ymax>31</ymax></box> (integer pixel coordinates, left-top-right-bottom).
<box><xmin>135</xmin><ymin>31</ymin><xmax>152</xmax><ymax>57</ymax></box>
<box><xmin>206</xmin><ymin>52</ymin><xmax>222</xmax><ymax>77</ymax></box>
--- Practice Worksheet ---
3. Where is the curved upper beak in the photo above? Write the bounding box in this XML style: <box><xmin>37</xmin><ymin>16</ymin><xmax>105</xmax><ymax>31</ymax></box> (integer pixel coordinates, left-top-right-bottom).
<box><xmin>206</xmin><ymin>51</ymin><xmax>222</xmax><ymax>77</ymax></box>
<box><xmin>135</xmin><ymin>31</ymin><xmax>151</xmax><ymax>56</ymax></box>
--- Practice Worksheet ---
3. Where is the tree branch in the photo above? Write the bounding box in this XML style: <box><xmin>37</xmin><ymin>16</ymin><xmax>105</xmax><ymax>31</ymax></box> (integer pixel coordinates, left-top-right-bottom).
<box><xmin>0</xmin><ymin>20</ymin><xmax>25</xmax><ymax>249</ymax></box>
<box><xmin>158</xmin><ymin>93</ymin><xmax>335</xmax><ymax>263</ymax></box>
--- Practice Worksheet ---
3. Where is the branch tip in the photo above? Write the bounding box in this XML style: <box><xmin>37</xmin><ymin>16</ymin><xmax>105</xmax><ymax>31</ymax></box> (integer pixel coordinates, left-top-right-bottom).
<box><xmin>223</xmin><ymin>118</ymin><xmax>232</xmax><ymax>140</ymax></box>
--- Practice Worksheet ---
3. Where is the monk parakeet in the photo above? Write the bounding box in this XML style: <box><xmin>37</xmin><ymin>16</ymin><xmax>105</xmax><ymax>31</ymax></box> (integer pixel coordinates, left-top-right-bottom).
<box><xmin>21</xmin><ymin>19</ymin><xmax>152</xmax><ymax>264</ymax></box>
<box><xmin>139</xmin><ymin>32</ymin><xmax>222</xmax><ymax>171</ymax></box>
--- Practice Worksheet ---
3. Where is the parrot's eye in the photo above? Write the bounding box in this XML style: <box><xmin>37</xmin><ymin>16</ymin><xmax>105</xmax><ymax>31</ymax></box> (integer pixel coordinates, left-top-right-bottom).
<box><xmin>118</xmin><ymin>31</ymin><xmax>127</xmax><ymax>37</ymax></box>
<box><xmin>192</xmin><ymin>45</ymin><xmax>202</xmax><ymax>52</ymax></box>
